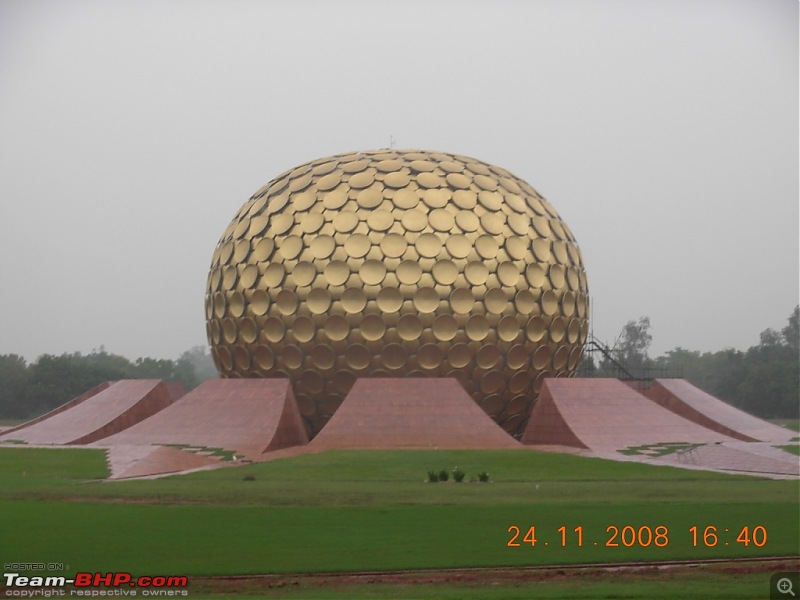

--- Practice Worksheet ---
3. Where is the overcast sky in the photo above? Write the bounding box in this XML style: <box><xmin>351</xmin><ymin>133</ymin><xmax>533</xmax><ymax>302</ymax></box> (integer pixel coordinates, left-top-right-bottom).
<box><xmin>1</xmin><ymin>0</ymin><xmax>797</xmax><ymax>363</ymax></box>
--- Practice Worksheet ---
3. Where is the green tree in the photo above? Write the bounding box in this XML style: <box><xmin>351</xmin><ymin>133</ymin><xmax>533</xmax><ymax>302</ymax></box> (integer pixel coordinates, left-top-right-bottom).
<box><xmin>0</xmin><ymin>354</ymin><xmax>30</xmax><ymax>418</ymax></box>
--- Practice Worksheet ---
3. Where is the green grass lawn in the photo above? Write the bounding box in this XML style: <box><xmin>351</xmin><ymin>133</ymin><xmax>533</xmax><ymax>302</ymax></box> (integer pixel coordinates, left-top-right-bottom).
<box><xmin>0</xmin><ymin>446</ymin><xmax>797</xmax><ymax>582</ymax></box>
<box><xmin>771</xmin><ymin>418</ymin><xmax>800</xmax><ymax>432</ymax></box>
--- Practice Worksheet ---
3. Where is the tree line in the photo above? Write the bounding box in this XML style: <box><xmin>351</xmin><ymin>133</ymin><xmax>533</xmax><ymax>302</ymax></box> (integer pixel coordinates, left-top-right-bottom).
<box><xmin>0</xmin><ymin>346</ymin><xmax>217</xmax><ymax>420</ymax></box>
<box><xmin>583</xmin><ymin>306</ymin><xmax>799</xmax><ymax>419</ymax></box>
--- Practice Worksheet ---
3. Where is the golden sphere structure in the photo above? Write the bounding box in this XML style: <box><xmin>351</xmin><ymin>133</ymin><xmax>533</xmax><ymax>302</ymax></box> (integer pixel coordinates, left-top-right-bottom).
<box><xmin>206</xmin><ymin>150</ymin><xmax>589</xmax><ymax>437</ymax></box>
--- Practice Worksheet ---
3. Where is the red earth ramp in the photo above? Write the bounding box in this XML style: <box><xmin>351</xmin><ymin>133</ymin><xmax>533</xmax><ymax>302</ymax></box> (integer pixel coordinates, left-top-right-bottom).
<box><xmin>645</xmin><ymin>379</ymin><xmax>796</xmax><ymax>443</ymax></box>
<box><xmin>94</xmin><ymin>378</ymin><xmax>308</xmax><ymax>459</ymax></box>
<box><xmin>309</xmin><ymin>378</ymin><xmax>520</xmax><ymax>450</ymax></box>
<box><xmin>0</xmin><ymin>381</ymin><xmax>112</xmax><ymax>437</ymax></box>
<box><xmin>521</xmin><ymin>378</ymin><xmax>738</xmax><ymax>451</ymax></box>
<box><xmin>0</xmin><ymin>380</ymin><xmax>180</xmax><ymax>445</ymax></box>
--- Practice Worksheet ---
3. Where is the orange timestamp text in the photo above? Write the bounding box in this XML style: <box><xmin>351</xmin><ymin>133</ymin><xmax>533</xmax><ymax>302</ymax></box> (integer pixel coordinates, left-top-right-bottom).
<box><xmin>506</xmin><ymin>525</ymin><xmax>768</xmax><ymax>548</ymax></box>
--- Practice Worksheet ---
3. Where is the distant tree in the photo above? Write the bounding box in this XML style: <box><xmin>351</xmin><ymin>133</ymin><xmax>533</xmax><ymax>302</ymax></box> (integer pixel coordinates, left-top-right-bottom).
<box><xmin>176</xmin><ymin>346</ymin><xmax>218</xmax><ymax>388</ymax></box>
<box><xmin>0</xmin><ymin>354</ymin><xmax>30</xmax><ymax>418</ymax></box>
<box><xmin>782</xmin><ymin>305</ymin><xmax>799</xmax><ymax>353</ymax></box>
<box><xmin>602</xmin><ymin>316</ymin><xmax>653</xmax><ymax>376</ymax></box>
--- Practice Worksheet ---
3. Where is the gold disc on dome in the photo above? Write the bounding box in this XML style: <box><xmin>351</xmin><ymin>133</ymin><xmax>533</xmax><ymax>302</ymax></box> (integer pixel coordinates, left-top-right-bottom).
<box><xmin>316</xmin><ymin>171</ymin><xmax>342</xmax><ymax>191</ymax></box>
<box><xmin>447</xmin><ymin>343</ymin><xmax>472</xmax><ymax>368</ymax></box>
<box><xmin>549</xmin><ymin>264</ymin><xmax>566</xmax><ymax>288</ymax></box>
<box><xmin>484</xmin><ymin>288</ymin><xmax>508</xmax><ymax>314</ymax></box>
<box><xmin>416</xmin><ymin>233</ymin><xmax>443</xmax><ymax>258</ymax></box>
<box><xmin>514</xmin><ymin>289</ymin><xmax>536</xmax><ymax>315</ymax></box>
<box><xmin>333</xmin><ymin>211</ymin><xmax>359</xmax><ymax>233</ymax></box>
<box><xmin>310</xmin><ymin>235</ymin><xmax>336</xmax><ymax>259</ymax></box>
<box><xmin>550</xmin><ymin>317</ymin><xmax>566</xmax><ymax>343</ymax></box>
<box><xmin>252</xmin><ymin>238</ymin><xmax>274</xmax><ymax>262</ymax></box>
<box><xmin>455</xmin><ymin>210</ymin><xmax>479</xmax><ymax>232</ymax></box>
<box><xmin>263</xmin><ymin>316</ymin><xmax>285</xmax><ymax>343</ymax></box>
<box><xmin>275</xmin><ymin>289</ymin><xmax>298</xmax><ymax>315</ymax></box>
<box><xmin>293</xmin><ymin>261</ymin><xmax>316</xmax><ymax>286</ymax></box>
<box><xmin>445</xmin><ymin>234</ymin><xmax>471</xmax><ymax>258</ymax></box>
<box><xmin>432</xmin><ymin>314</ymin><xmax>458</xmax><ymax>341</ymax></box>
<box><xmin>477</xmin><ymin>344</ymin><xmax>500</xmax><ymax>369</ymax></box>
<box><xmin>432</xmin><ymin>259</ymin><xmax>458</xmax><ymax>285</ymax></box>
<box><xmin>397</xmin><ymin>313</ymin><xmax>423</xmax><ymax>341</ymax></box>
<box><xmin>292</xmin><ymin>316</ymin><xmax>316</xmax><ymax>343</ymax></box>
<box><xmin>541</xmin><ymin>289</ymin><xmax>559</xmax><ymax>316</ymax></box>
<box><xmin>239</xmin><ymin>317</ymin><xmax>257</xmax><ymax>344</ymax></box>
<box><xmin>445</xmin><ymin>172</ymin><xmax>471</xmax><ymax>189</ymax></box>
<box><xmin>366</xmin><ymin>210</ymin><xmax>394</xmax><ymax>231</ymax></box>
<box><xmin>465</xmin><ymin>314</ymin><xmax>490</xmax><ymax>341</ymax></box>
<box><xmin>526</xmin><ymin>315</ymin><xmax>547</xmax><ymax>342</ymax></box>
<box><xmin>379</xmin><ymin>233</ymin><xmax>408</xmax><ymax>258</ymax></box>
<box><xmin>452</xmin><ymin>189</ymin><xmax>477</xmax><ymax>209</ymax></box>
<box><xmin>429</xmin><ymin>208</ymin><xmax>455</xmax><ymax>232</ymax></box>
<box><xmin>345</xmin><ymin>343</ymin><xmax>372</xmax><ymax>370</ymax></box>
<box><xmin>376</xmin><ymin>286</ymin><xmax>403</xmax><ymax>313</ymax></box>
<box><xmin>341</xmin><ymin>287</ymin><xmax>367</xmax><ymax>313</ymax></box>
<box><xmin>383</xmin><ymin>171</ymin><xmax>410</xmax><ymax>189</ymax></box>
<box><xmin>417</xmin><ymin>172</ymin><xmax>443</xmax><ymax>189</ymax></box>
<box><xmin>281</xmin><ymin>344</ymin><xmax>304</xmax><ymax>369</ymax></box>
<box><xmin>250</xmin><ymin>289</ymin><xmax>270</xmax><ymax>316</ymax></box>
<box><xmin>401</xmin><ymin>210</ymin><xmax>427</xmax><ymax>232</ymax></box>
<box><xmin>322</xmin><ymin>189</ymin><xmax>348</xmax><ymax>210</ymax></box>
<box><xmin>422</xmin><ymin>188</ymin><xmax>450</xmax><ymax>208</ymax></box>
<box><xmin>324</xmin><ymin>314</ymin><xmax>350</xmax><ymax>341</ymax></box>
<box><xmin>311</xmin><ymin>344</ymin><xmax>336</xmax><ymax>370</ymax></box>
<box><xmin>344</xmin><ymin>233</ymin><xmax>371</xmax><ymax>258</ymax></box>
<box><xmin>392</xmin><ymin>187</ymin><xmax>419</xmax><ymax>209</ymax></box>
<box><xmin>497</xmin><ymin>262</ymin><xmax>520</xmax><ymax>287</ymax></box>
<box><xmin>356</xmin><ymin>186</ymin><xmax>384</xmax><ymax>208</ymax></box>
<box><xmin>348</xmin><ymin>171</ymin><xmax>374</xmax><ymax>189</ymax></box>
<box><xmin>360</xmin><ymin>259</ymin><xmax>387</xmax><ymax>285</ymax></box>
<box><xmin>262</xmin><ymin>263</ymin><xmax>285</xmax><ymax>287</ymax></box>
<box><xmin>360</xmin><ymin>313</ymin><xmax>386</xmax><ymax>341</ymax></box>
<box><xmin>307</xmin><ymin>288</ymin><xmax>331</xmax><ymax>315</ymax></box>
<box><xmin>526</xmin><ymin>263</ymin><xmax>546</xmax><ymax>287</ymax></box>
<box><xmin>475</xmin><ymin>235</ymin><xmax>499</xmax><ymax>260</ymax></box>
<box><xmin>396</xmin><ymin>260</ymin><xmax>423</xmax><ymax>285</ymax></box>
<box><xmin>562</xmin><ymin>291</ymin><xmax>576</xmax><ymax>317</ymax></box>
<box><xmin>382</xmin><ymin>343</ymin><xmax>407</xmax><ymax>369</ymax></box>
<box><xmin>449</xmin><ymin>288</ymin><xmax>474</xmax><ymax>314</ymax></box>
<box><xmin>228</xmin><ymin>291</ymin><xmax>245</xmax><ymax>317</ymax></box>
<box><xmin>323</xmin><ymin>261</ymin><xmax>350</xmax><ymax>286</ymax></box>
<box><xmin>253</xmin><ymin>345</ymin><xmax>275</xmax><ymax>370</ymax></box>
<box><xmin>507</xmin><ymin>344</ymin><xmax>529</xmax><ymax>370</ymax></box>
<box><xmin>413</xmin><ymin>287</ymin><xmax>440</xmax><ymax>313</ymax></box>
<box><xmin>498</xmin><ymin>315</ymin><xmax>520</xmax><ymax>342</ymax></box>
<box><xmin>464</xmin><ymin>261</ymin><xmax>489</xmax><ymax>286</ymax></box>
<box><xmin>532</xmin><ymin>345</ymin><xmax>551</xmax><ymax>370</ymax></box>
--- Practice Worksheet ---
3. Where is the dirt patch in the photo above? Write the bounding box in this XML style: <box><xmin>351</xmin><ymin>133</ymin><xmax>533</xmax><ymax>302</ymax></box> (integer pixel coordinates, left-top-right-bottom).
<box><xmin>189</xmin><ymin>557</ymin><xmax>800</xmax><ymax>594</ymax></box>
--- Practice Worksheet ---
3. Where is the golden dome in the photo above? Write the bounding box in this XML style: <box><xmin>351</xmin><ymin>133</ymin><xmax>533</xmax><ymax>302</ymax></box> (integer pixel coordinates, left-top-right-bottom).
<box><xmin>206</xmin><ymin>149</ymin><xmax>589</xmax><ymax>437</ymax></box>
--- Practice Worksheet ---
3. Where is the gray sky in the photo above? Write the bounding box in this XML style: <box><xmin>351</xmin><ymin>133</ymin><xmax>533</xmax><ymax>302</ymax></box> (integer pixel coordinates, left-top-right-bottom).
<box><xmin>1</xmin><ymin>0</ymin><xmax>797</xmax><ymax>363</ymax></box>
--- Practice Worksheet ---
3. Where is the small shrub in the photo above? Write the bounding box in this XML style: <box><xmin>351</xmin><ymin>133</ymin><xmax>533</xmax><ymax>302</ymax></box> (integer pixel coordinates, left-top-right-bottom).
<box><xmin>243</xmin><ymin>475</ymin><xmax>256</xmax><ymax>482</ymax></box>
<box><xmin>438</xmin><ymin>468</ymin><xmax>450</xmax><ymax>482</ymax></box>
<box><xmin>478</xmin><ymin>471</ymin><xmax>490</xmax><ymax>483</ymax></box>
<box><xmin>427</xmin><ymin>470</ymin><xmax>439</xmax><ymax>483</ymax></box>
<box><xmin>452</xmin><ymin>467</ymin><xmax>465</xmax><ymax>482</ymax></box>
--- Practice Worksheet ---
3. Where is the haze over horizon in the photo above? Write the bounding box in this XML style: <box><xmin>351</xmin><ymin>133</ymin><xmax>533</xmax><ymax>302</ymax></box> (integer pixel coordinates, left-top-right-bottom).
<box><xmin>1</xmin><ymin>0</ymin><xmax>797</xmax><ymax>363</ymax></box>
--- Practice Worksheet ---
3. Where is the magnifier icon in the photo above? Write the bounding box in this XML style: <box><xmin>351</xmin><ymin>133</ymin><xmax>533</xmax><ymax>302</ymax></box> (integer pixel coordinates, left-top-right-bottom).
<box><xmin>778</xmin><ymin>578</ymin><xmax>796</xmax><ymax>597</ymax></box>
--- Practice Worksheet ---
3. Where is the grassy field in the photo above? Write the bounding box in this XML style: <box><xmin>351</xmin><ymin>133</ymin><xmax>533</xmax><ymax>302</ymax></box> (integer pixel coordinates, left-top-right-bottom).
<box><xmin>770</xmin><ymin>418</ymin><xmax>800</xmax><ymax>431</ymax></box>
<box><xmin>0</xmin><ymin>446</ymin><xmax>797</xmax><ymax>598</ymax></box>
